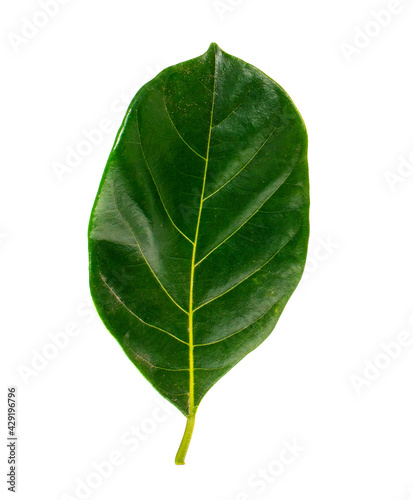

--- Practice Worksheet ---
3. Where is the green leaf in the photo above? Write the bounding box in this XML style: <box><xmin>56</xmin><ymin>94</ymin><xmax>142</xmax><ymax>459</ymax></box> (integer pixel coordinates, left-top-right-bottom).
<box><xmin>88</xmin><ymin>43</ymin><xmax>309</xmax><ymax>464</ymax></box>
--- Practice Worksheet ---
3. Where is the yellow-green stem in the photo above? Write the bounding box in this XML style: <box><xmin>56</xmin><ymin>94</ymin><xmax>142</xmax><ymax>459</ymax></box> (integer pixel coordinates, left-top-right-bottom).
<box><xmin>175</xmin><ymin>411</ymin><xmax>197</xmax><ymax>465</ymax></box>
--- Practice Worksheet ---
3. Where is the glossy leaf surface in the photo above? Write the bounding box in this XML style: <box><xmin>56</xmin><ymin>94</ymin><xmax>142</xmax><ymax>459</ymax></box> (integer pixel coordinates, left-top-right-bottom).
<box><xmin>88</xmin><ymin>43</ymin><xmax>309</xmax><ymax>463</ymax></box>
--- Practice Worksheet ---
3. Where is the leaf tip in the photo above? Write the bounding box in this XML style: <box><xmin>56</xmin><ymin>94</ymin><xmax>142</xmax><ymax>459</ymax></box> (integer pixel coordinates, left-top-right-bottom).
<box><xmin>207</xmin><ymin>42</ymin><xmax>220</xmax><ymax>54</ymax></box>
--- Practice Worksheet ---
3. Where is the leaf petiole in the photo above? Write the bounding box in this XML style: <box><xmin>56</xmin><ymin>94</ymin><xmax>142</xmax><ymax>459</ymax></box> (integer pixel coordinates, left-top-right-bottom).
<box><xmin>175</xmin><ymin>410</ymin><xmax>197</xmax><ymax>465</ymax></box>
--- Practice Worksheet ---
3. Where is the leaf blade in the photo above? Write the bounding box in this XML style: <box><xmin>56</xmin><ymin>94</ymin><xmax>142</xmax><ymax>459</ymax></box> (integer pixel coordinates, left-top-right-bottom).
<box><xmin>88</xmin><ymin>43</ymin><xmax>309</xmax><ymax>461</ymax></box>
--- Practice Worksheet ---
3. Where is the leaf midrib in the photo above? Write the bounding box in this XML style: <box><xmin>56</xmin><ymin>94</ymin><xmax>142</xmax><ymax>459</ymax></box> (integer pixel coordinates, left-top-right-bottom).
<box><xmin>188</xmin><ymin>53</ymin><xmax>217</xmax><ymax>414</ymax></box>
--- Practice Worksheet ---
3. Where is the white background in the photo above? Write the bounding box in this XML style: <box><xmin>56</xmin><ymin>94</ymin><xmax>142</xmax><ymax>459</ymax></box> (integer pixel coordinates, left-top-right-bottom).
<box><xmin>1</xmin><ymin>0</ymin><xmax>413</xmax><ymax>499</ymax></box>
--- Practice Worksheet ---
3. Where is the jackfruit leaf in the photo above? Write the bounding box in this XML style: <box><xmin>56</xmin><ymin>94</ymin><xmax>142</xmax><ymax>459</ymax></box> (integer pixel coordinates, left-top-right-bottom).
<box><xmin>88</xmin><ymin>43</ymin><xmax>309</xmax><ymax>464</ymax></box>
